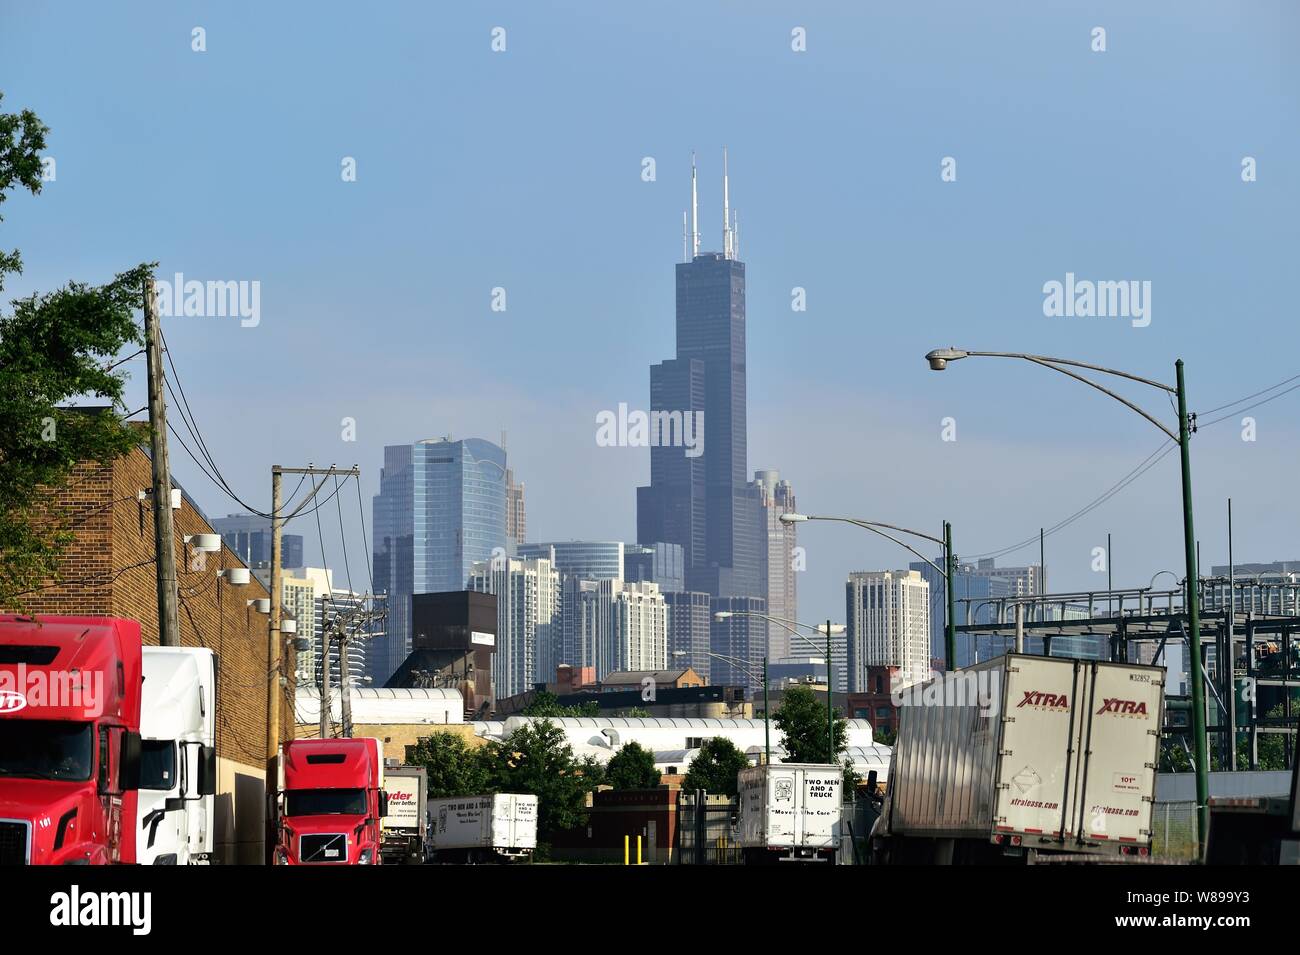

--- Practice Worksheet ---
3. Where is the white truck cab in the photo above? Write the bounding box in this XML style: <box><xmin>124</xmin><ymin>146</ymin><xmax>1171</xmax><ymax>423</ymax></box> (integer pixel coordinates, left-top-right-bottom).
<box><xmin>138</xmin><ymin>646</ymin><xmax>217</xmax><ymax>864</ymax></box>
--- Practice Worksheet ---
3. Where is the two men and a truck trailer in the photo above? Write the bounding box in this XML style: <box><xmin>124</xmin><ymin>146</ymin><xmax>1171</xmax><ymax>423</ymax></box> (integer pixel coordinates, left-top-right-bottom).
<box><xmin>425</xmin><ymin>793</ymin><xmax>538</xmax><ymax>864</ymax></box>
<box><xmin>736</xmin><ymin>763</ymin><xmax>843</xmax><ymax>864</ymax></box>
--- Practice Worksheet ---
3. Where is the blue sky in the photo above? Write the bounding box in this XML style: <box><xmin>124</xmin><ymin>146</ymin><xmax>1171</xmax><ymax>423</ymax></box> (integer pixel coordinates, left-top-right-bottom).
<box><xmin>3</xmin><ymin>1</ymin><xmax>1298</xmax><ymax>632</ymax></box>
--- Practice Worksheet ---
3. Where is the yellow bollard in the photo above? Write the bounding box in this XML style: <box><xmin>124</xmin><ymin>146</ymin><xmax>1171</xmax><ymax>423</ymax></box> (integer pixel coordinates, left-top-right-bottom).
<box><xmin>624</xmin><ymin>834</ymin><xmax>629</xmax><ymax>865</ymax></box>
<box><xmin>637</xmin><ymin>835</ymin><xmax>642</xmax><ymax>865</ymax></box>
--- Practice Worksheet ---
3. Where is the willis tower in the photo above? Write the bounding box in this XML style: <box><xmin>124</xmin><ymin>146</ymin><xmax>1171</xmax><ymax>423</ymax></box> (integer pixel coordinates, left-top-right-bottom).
<box><xmin>637</xmin><ymin>150</ymin><xmax>761</xmax><ymax>599</ymax></box>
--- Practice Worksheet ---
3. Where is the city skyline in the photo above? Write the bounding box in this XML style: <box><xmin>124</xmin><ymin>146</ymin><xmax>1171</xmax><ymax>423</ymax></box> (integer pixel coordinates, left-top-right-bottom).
<box><xmin>4</xmin><ymin>2</ymin><xmax>1298</xmax><ymax>633</ymax></box>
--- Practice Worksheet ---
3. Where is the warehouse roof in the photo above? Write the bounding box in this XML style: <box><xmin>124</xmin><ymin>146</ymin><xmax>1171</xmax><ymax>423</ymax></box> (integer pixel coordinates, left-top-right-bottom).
<box><xmin>600</xmin><ymin>669</ymin><xmax>694</xmax><ymax>685</ymax></box>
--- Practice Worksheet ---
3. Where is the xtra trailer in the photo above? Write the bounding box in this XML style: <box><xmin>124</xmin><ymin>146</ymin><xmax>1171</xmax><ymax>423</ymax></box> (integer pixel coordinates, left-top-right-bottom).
<box><xmin>871</xmin><ymin>653</ymin><xmax>1164</xmax><ymax>864</ymax></box>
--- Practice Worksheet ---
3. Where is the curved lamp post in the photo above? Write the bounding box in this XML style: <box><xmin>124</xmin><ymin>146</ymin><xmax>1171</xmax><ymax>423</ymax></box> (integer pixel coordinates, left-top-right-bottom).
<box><xmin>781</xmin><ymin>512</ymin><xmax>957</xmax><ymax>672</ymax></box>
<box><xmin>713</xmin><ymin>610</ymin><xmax>847</xmax><ymax>766</ymax></box>
<box><xmin>925</xmin><ymin>346</ymin><xmax>1208</xmax><ymax>859</ymax></box>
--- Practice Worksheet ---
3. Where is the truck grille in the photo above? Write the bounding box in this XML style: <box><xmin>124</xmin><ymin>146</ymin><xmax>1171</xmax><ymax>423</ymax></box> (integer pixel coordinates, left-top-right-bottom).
<box><xmin>299</xmin><ymin>833</ymin><xmax>347</xmax><ymax>863</ymax></box>
<box><xmin>0</xmin><ymin>820</ymin><xmax>31</xmax><ymax>865</ymax></box>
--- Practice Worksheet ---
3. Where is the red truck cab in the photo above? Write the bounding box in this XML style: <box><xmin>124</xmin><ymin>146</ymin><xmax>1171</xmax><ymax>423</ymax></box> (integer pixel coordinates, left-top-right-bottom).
<box><xmin>0</xmin><ymin>615</ymin><xmax>144</xmax><ymax>865</ymax></box>
<box><xmin>274</xmin><ymin>737</ymin><xmax>386</xmax><ymax>865</ymax></box>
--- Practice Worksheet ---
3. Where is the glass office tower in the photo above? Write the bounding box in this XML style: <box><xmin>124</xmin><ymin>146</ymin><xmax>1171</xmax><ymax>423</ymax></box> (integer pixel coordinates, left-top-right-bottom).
<box><xmin>371</xmin><ymin>437</ymin><xmax>508</xmax><ymax>685</ymax></box>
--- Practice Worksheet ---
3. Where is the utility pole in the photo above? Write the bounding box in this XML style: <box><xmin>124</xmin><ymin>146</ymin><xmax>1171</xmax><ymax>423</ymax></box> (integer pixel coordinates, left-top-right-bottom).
<box><xmin>319</xmin><ymin>621</ymin><xmax>333</xmax><ymax>739</ymax></box>
<box><xmin>267</xmin><ymin>466</ymin><xmax>283</xmax><ymax>764</ymax></box>
<box><xmin>825</xmin><ymin>620</ymin><xmax>834</xmax><ymax>764</ymax></box>
<box><xmin>943</xmin><ymin>521</ymin><xmax>956</xmax><ymax>671</ymax></box>
<box><xmin>339</xmin><ymin>628</ymin><xmax>354</xmax><ymax>739</ymax></box>
<box><xmin>143</xmin><ymin>277</ymin><xmax>181</xmax><ymax>647</ymax></box>
<box><xmin>265</xmin><ymin>467</ymin><xmax>360</xmax><ymax>759</ymax></box>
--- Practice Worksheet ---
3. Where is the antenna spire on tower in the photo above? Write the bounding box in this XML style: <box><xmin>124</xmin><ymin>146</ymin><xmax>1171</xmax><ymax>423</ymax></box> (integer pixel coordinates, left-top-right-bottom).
<box><xmin>722</xmin><ymin>146</ymin><xmax>732</xmax><ymax>259</ymax></box>
<box><xmin>690</xmin><ymin>151</ymin><xmax>699</xmax><ymax>259</ymax></box>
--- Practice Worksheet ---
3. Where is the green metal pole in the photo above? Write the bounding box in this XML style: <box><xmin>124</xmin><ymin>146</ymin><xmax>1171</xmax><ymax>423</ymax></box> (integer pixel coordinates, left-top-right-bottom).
<box><xmin>763</xmin><ymin>655</ymin><xmax>770</xmax><ymax>765</ymax></box>
<box><xmin>826</xmin><ymin>620</ymin><xmax>834</xmax><ymax>764</ymax></box>
<box><xmin>944</xmin><ymin>521</ymin><xmax>957</xmax><ymax>671</ymax></box>
<box><xmin>1176</xmin><ymin>359</ymin><xmax>1209</xmax><ymax>861</ymax></box>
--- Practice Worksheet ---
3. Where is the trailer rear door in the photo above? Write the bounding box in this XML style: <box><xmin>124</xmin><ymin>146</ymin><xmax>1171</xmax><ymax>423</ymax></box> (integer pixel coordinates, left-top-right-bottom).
<box><xmin>1074</xmin><ymin>662</ymin><xmax>1164</xmax><ymax>848</ymax></box>
<box><xmin>995</xmin><ymin>656</ymin><xmax>1083</xmax><ymax>840</ymax></box>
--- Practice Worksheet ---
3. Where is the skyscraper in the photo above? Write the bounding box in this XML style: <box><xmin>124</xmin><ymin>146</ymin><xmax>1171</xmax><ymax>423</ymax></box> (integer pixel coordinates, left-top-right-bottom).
<box><xmin>468</xmin><ymin>555</ymin><xmax>559</xmax><ymax>699</ymax></box>
<box><xmin>371</xmin><ymin>437</ymin><xmax>509</xmax><ymax>684</ymax></box>
<box><xmin>211</xmin><ymin>513</ymin><xmax>303</xmax><ymax>570</ymax></box>
<box><xmin>845</xmin><ymin>570</ymin><xmax>931</xmax><ymax>693</ymax></box>
<box><xmin>516</xmin><ymin>541</ymin><xmax>624</xmax><ymax>581</ymax></box>
<box><xmin>637</xmin><ymin>150</ymin><xmax>760</xmax><ymax>600</ymax></box>
<box><xmin>752</xmin><ymin>469</ymin><xmax>798</xmax><ymax>660</ymax></box>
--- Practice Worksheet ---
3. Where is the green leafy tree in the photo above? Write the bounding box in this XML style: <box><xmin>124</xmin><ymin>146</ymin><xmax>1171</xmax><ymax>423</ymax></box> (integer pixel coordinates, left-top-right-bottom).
<box><xmin>682</xmin><ymin>737</ymin><xmax>750</xmax><ymax>796</ymax></box>
<box><xmin>0</xmin><ymin>94</ymin><xmax>153</xmax><ymax>609</ymax></box>
<box><xmin>484</xmin><ymin>719</ymin><xmax>598</xmax><ymax>844</ymax></box>
<box><xmin>604</xmin><ymin>741</ymin><xmax>661</xmax><ymax>790</ymax></box>
<box><xmin>405</xmin><ymin>731</ymin><xmax>491</xmax><ymax>799</ymax></box>
<box><xmin>773</xmin><ymin>684</ymin><xmax>849</xmax><ymax>764</ymax></box>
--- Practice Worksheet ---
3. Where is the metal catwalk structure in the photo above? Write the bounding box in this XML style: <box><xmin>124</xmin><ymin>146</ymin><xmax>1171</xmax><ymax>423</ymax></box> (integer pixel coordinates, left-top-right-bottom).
<box><xmin>954</xmin><ymin>578</ymin><xmax>1299</xmax><ymax>774</ymax></box>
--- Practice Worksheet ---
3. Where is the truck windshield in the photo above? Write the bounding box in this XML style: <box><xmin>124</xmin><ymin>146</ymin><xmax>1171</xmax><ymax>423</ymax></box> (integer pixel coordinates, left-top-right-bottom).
<box><xmin>286</xmin><ymin>788</ymin><xmax>367</xmax><ymax>816</ymax></box>
<box><xmin>140</xmin><ymin>740</ymin><xmax>176</xmax><ymax>791</ymax></box>
<box><xmin>0</xmin><ymin>719</ymin><xmax>94</xmax><ymax>782</ymax></box>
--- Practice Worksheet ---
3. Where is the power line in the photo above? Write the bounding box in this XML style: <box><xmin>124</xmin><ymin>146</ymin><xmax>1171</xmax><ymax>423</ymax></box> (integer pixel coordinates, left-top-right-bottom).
<box><xmin>958</xmin><ymin>369</ymin><xmax>1300</xmax><ymax>565</ymax></box>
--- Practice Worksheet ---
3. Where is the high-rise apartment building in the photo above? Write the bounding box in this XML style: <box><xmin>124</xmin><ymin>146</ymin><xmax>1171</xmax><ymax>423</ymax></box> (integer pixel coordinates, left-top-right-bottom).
<box><xmin>664</xmin><ymin>591</ymin><xmax>711</xmax><ymax>684</ymax></box>
<box><xmin>845</xmin><ymin>570</ymin><xmax>931</xmax><ymax>693</ymax></box>
<box><xmin>468</xmin><ymin>555</ymin><xmax>559</xmax><ymax>699</ymax></box>
<box><xmin>752</xmin><ymin>469</ymin><xmax>797</xmax><ymax>660</ymax></box>
<box><xmin>372</xmin><ymin>437</ymin><xmax>509</xmax><ymax>684</ymax></box>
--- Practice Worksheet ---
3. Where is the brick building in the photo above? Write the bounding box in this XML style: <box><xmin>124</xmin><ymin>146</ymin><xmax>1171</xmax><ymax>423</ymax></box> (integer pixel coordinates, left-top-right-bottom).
<box><xmin>846</xmin><ymin>665</ymin><xmax>902</xmax><ymax>740</ymax></box>
<box><xmin>10</xmin><ymin>444</ymin><xmax>294</xmax><ymax>864</ymax></box>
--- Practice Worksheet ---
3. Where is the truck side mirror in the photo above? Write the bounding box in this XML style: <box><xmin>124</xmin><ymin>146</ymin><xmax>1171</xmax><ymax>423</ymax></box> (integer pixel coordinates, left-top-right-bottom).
<box><xmin>198</xmin><ymin>744</ymin><xmax>217</xmax><ymax>797</ymax></box>
<box><xmin>378</xmin><ymin>790</ymin><xmax>390</xmax><ymax>817</ymax></box>
<box><xmin>867</xmin><ymin>770</ymin><xmax>878</xmax><ymax>793</ymax></box>
<box><xmin>120</xmin><ymin>731</ymin><xmax>143</xmax><ymax>792</ymax></box>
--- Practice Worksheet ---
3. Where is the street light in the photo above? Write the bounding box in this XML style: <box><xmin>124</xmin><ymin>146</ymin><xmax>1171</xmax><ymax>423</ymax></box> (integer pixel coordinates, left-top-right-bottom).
<box><xmin>674</xmin><ymin>646</ymin><xmax>770</xmax><ymax>764</ymax></box>
<box><xmin>781</xmin><ymin>512</ymin><xmax>958</xmax><ymax>672</ymax></box>
<box><xmin>926</xmin><ymin>345</ymin><xmax>1209</xmax><ymax>859</ymax></box>
<box><xmin>713</xmin><ymin>610</ymin><xmax>847</xmax><ymax>766</ymax></box>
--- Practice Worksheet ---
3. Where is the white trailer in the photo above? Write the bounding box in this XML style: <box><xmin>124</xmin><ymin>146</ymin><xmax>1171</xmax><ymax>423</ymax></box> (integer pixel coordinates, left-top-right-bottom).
<box><xmin>137</xmin><ymin>647</ymin><xmax>217</xmax><ymax>865</ymax></box>
<box><xmin>872</xmin><ymin>654</ymin><xmax>1165</xmax><ymax>864</ymax></box>
<box><xmin>380</xmin><ymin>765</ymin><xmax>427</xmax><ymax>864</ymax></box>
<box><xmin>736</xmin><ymin>763</ymin><xmax>842</xmax><ymax>864</ymax></box>
<box><xmin>426</xmin><ymin>793</ymin><xmax>537</xmax><ymax>864</ymax></box>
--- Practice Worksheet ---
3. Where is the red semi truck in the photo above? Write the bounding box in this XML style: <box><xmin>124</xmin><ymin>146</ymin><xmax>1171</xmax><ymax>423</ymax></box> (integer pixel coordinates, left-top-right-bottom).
<box><xmin>273</xmin><ymin>737</ymin><xmax>387</xmax><ymax>865</ymax></box>
<box><xmin>0</xmin><ymin>614</ymin><xmax>145</xmax><ymax>865</ymax></box>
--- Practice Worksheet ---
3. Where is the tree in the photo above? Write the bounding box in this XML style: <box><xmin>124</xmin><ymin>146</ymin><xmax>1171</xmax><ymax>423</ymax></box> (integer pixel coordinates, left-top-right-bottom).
<box><xmin>773</xmin><ymin>684</ymin><xmax>849</xmax><ymax>764</ymax></box>
<box><xmin>682</xmin><ymin>737</ymin><xmax>749</xmax><ymax>796</ymax></box>
<box><xmin>0</xmin><ymin>94</ymin><xmax>153</xmax><ymax>609</ymax></box>
<box><xmin>405</xmin><ymin>731</ymin><xmax>491</xmax><ymax>799</ymax></box>
<box><xmin>483</xmin><ymin>719</ymin><xmax>598</xmax><ymax>845</ymax></box>
<box><xmin>604</xmin><ymin>741</ymin><xmax>661</xmax><ymax>790</ymax></box>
